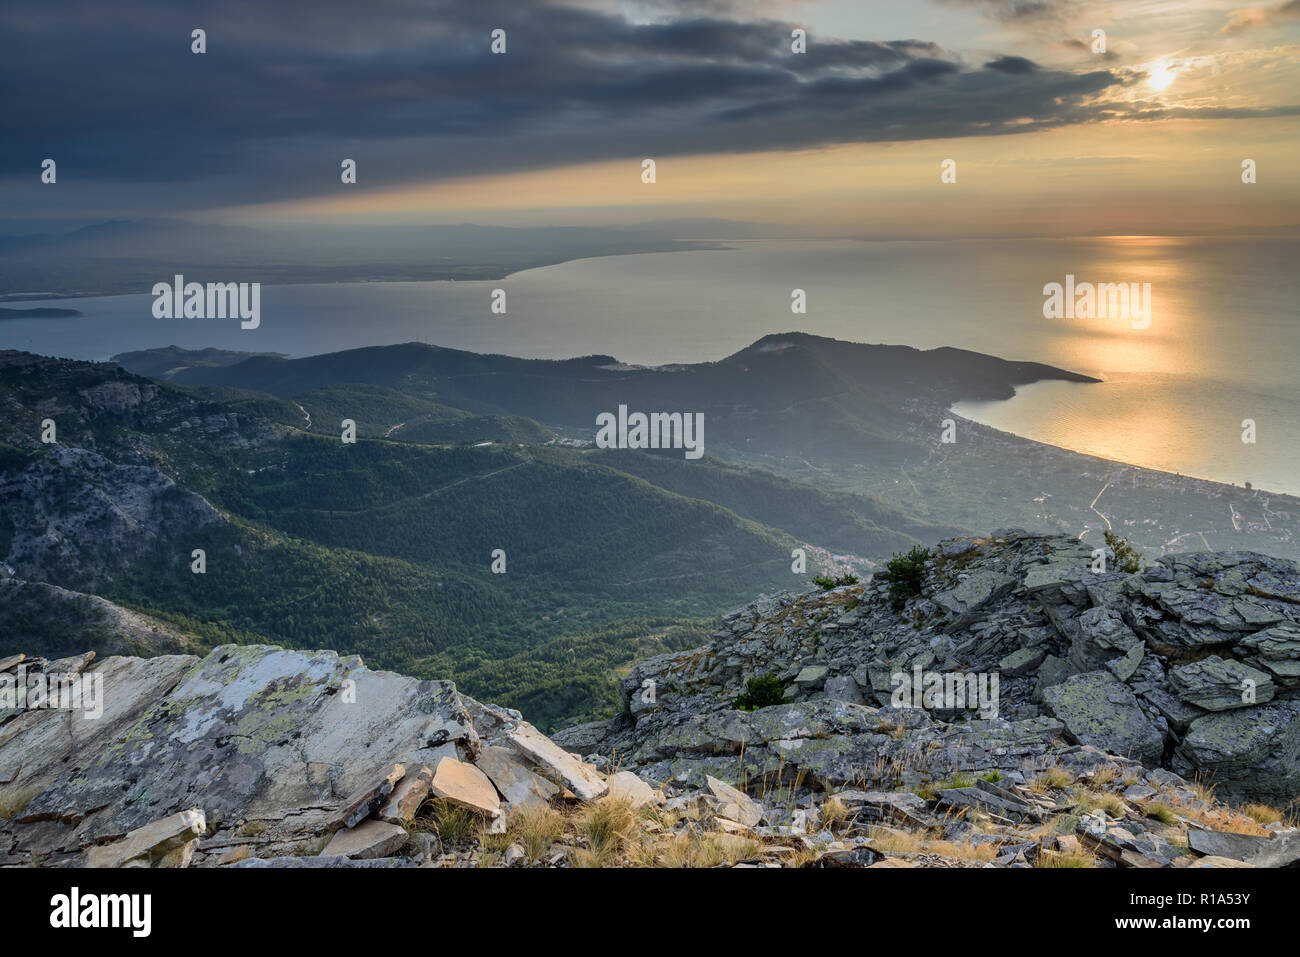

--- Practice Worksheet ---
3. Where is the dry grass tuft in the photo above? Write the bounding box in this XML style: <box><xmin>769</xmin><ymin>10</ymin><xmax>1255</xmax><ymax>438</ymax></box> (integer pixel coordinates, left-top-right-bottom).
<box><xmin>1029</xmin><ymin>766</ymin><xmax>1073</xmax><ymax>793</ymax></box>
<box><xmin>1188</xmin><ymin>775</ymin><xmax>1218</xmax><ymax>805</ymax></box>
<box><xmin>1169</xmin><ymin>800</ymin><xmax>1270</xmax><ymax>836</ymax></box>
<box><xmin>511</xmin><ymin>804</ymin><xmax>565</xmax><ymax>862</ymax></box>
<box><xmin>411</xmin><ymin>799</ymin><xmax>477</xmax><ymax>848</ymax></box>
<box><xmin>1142</xmin><ymin>801</ymin><xmax>1179</xmax><ymax>825</ymax></box>
<box><xmin>1074</xmin><ymin>789</ymin><xmax>1127</xmax><ymax>818</ymax></box>
<box><xmin>478</xmin><ymin>823</ymin><xmax>512</xmax><ymax>855</ymax></box>
<box><xmin>576</xmin><ymin>796</ymin><xmax>637</xmax><ymax>857</ymax></box>
<box><xmin>865</xmin><ymin>825</ymin><xmax>996</xmax><ymax>861</ymax></box>
<box><xmin>926</xmin><ymin>839</ymin><xmax>998</xmax><ymax>862</ymax></box>
<box><xmin>654</xmin><ymin>831</ymin><xmax>762</xmax><ymax>867</ymax></box>
<box><xmin>1090</xmin><ymin>765</ymin><xmax>1120</xmax><ymax>787</ymax></box>
<box><xmin>1035</xmin><ymin>849</ymin><xmax>1096</xmax><ymax>868</ymax></box>
<box><xmin>1242</xmin><ymin>803</ymin><xmax>1284</xmax><ymax>827</ymax></box>
<box><xmin>820</xmin><ymin>796</ymin><xmax>850</xmax><ymax>831</ymax></box>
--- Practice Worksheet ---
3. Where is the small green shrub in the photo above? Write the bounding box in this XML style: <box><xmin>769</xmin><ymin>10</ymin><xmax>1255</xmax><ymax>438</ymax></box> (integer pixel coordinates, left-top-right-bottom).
<box><xmin>886</xmin><ymin>546</ymin><xmax>930</xmax><ymax>610</ymax></box>
<box><xmin>732</xmin><ymin>674</ymin><xmax>788</xmax><ymax>711</ymax></box>
<box><xmin>1103</xmin><ymin>530</ymin><xmax>1142</xmax><ymax>574</ymax></box>
<box><xmin>813</xmin><ymin>573</ymin><xmax>859</xmax><ymax>591</ymax></box>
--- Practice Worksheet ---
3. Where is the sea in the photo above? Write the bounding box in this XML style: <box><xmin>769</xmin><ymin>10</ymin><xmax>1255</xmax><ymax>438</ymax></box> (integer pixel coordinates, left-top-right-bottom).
<box><xmin>3</xmin><ymin>236</ymin><xmax>1297</xmax><ymax>495</ymax></box>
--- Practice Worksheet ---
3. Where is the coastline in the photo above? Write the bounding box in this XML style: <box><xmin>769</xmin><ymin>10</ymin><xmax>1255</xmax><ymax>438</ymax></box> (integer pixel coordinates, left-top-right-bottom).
<box><xmin>0</xmin><ymin>240</ymin><xmax>731</xmax><ymax>302</ymax></box>
<box><xmin>954</xmin><ymin>384</ymin><xmax>1300</xmax><ymax>500</ymax></box>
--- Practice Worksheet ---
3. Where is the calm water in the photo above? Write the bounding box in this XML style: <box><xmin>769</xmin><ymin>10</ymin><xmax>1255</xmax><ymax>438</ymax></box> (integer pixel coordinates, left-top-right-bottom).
<box><xmin>4</xmin><ymin>237</ymin><xmax>1298</xmax><ymax>494</ymax></box>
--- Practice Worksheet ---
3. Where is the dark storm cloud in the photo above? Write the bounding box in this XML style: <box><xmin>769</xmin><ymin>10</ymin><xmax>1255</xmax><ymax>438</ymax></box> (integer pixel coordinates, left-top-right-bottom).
<box><xmin>984</xmin><ymin>55</ymin><xmax>1038</xmax><ymax>73</ymax></box>
<box><xmin>0</xmin><ymin>0</ymin><xmax>1123</xmax><ymax>209</ymax></box>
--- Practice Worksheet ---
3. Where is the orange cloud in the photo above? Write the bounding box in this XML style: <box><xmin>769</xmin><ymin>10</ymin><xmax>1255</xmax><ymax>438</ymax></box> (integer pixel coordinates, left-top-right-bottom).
<box><xmin>1221</xmin><ymin>1</ymin><xmax>1300</xmax><ymax>35</ymax></box>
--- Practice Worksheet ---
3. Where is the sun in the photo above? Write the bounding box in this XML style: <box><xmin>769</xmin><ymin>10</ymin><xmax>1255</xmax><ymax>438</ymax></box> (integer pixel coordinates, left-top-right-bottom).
<box><xmin>1148</xmin><ymin>64</ymin><xmax>1176</xmax><ymax>91</ymax></box>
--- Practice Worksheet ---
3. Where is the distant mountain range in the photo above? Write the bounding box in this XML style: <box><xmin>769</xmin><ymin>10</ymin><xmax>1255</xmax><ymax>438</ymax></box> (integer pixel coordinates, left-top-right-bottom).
<box><xmin>119</xmin><ymin>332</ymin><xmax>1300</xmax><ymax>558</ymax></box>
<box><xmin>146</xmin><ymin>332</ymin><xmax>1098</xmax><ymax>465</ymax></box>
<box><xmin>3</xmin><ymin>332</ymin><xmax>1298</xmax><ymax>729</ymax></box>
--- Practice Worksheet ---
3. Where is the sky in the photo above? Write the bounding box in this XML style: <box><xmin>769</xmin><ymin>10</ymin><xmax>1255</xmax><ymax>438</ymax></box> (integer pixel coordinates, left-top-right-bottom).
<box><xmin>3</xmin><ymin>0</ymin><xmax>1299</xmax><ymax>236</ymax></box>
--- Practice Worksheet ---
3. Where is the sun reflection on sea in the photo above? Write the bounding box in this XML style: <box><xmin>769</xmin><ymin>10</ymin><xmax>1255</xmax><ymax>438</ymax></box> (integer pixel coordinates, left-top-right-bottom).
<box><xmin>1051</xmin><ymin>235</ymin><xmax>1201</xmax><ymax>379</ymax></box>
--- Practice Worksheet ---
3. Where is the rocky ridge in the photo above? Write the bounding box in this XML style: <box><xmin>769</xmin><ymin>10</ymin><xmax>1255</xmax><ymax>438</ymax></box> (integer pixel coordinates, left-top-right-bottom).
<box><xmin>1</xmin><ymin>642</ymin><xmax>609</xmax><ymax>867</ymax></box>
<box><xmin>558</xmin><ymin>532</ymin><xmax>1300</xmax><ymax>806</ymax></box>
<box><xmin>0</xmin><ymin>575</ymin><xmax>201</xmax><ymax>659</ymax></box>
<box><xmin>2</xmin><ymin>531</ymin><xmax>1299</xmax><ymax>869</ymax></box>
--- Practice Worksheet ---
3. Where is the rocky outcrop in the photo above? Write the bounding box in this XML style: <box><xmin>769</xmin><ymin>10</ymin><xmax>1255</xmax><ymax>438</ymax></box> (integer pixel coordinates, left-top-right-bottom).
<box><xmin>85</xmin><ymin>808</ymin><xmax>207</xmax><ymax>868</ymax></box>
<box><xmin>0</xmin><ymin>449</ymin><xmax>224</xmax><ymax>587</ymax></box>
<box><xmin>558</xmin><ymin>532</ymin><xmax>1300</xmax><ymax>804</ymax></box>
<box><xmin>0</xmin><ymin>643</ymin><xmax>605</xmax><ymax>867</ymax></box>
<box><xmin>1171</xmin><ymin>701</ymin><xmax>1300</xmax><ymax>800</ymax></box>
<box><xmin>4</xmin><ymin>531</ymin><xmax>1300</xmax><ymax>870</ymax></box>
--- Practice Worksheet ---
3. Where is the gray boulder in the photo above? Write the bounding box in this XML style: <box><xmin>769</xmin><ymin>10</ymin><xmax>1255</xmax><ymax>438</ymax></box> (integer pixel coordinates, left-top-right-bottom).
<box><xmin>1168</xmin><ymin>656</ymin><xmax>1273</xmax><ymax>711</ymax></box>
<box><xmin>0</xmin><ymin>642</ymin><xmax>605</xmax><ymax>865</ymax></box>
<box><xmin>933</xmin><ymin>571</ymin><xmax>1015</xmax><ymax>628</ymax></box>
<box><xmin>1069</xmin><ymin>606</ymin><xmax>1143</xmax><ymax>676</ymax></box>
<box><xmin>822</xmin><ymin>674</ymin><xmax>863</xmax><ymax>703</ymax></box>
<box><xmin>1240</xmin><ymin>621</ymin><xmax>1300</xmax><ymax>683</ymax></box>
<box><xmin>1042</xmin><ymin>671</ymin><xmax>1164</xmax><ymax>763</ymax></box>
<box><xmin>1172</xmin><ymin>701</ymin><xmax>1300</xmax><ymax>803</ymax></box>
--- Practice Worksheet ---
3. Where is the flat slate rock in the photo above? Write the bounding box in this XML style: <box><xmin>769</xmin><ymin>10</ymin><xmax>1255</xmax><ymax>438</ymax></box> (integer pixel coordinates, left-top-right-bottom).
<box><xmin>85</xmin><ymin>807</ymin><xmax>206</xmax><ymax>868</ymax></box>
<box><xmin>378</xmin><ymin>766</ymin><xmax>432</xmax><ymax>825</ymax></box>
<box><xmin>606</xmin><ymin>771</ymin><xmax>658</xmax><ymax>808</ymax></box>
<box><xmin>340</xmin><ymin>763</ymin><xmax>406</xmax><ymax>828</ymax></box>
<box><xmin>705</xmin><ymin>774</ymin><xmax>763</xmax><ymax>827</ymax></box>
<box><xmin>229</xmin><ymin>854</ymin><xmax>417</xmax><ymax>868</ymax></box>
<box><xmin>1169</xmin><ymin>656</ymin><xmax>1273</xmax><ymax>712</ymax></box>
<box><xmin>936</xmin><ymin>787</ymin><xmax>1032</xmax><ymax>822</ymax></box>
<box><xmin>507</xmin><ymin>724</ymin><xmax>608</xmax><ymax>802</ymax></box>
<box><xmin>322</xmin><ymin>819</ymin><xmax>410</xmax><ymax>860</ymax></box>
<box><xmin>1188</xmin><ymin>855</ymin><xmax>1256</xmax><ymax>868</ymax></box>
<box><xmin>933</xmin><ymin>571</ymin><xmax>1015</xmax><ymax>618</ymax></box>
<box><xmin>476</xmin><ymin>745</ymin><xmax>560</xmax><ymax>810</ymax></box>
<box><xmin>1243</xmin><ymin>831</ymin><xmax>1300</xmax><ymax>868</ymax></box>
<box><xmin>431</xmin><ymin>756</ymin><xmax>501</xmax><ymax>817</ymax></box>
<box><xmin>1186</xmin><ymin>828</ymin><xmax>1274</xmax><ymax>863</ymax></box>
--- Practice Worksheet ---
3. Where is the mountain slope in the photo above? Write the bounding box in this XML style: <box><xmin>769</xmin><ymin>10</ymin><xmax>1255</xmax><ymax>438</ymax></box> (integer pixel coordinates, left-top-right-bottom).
<box><xmin>0</xmin><ymin>576</ymin><xmax>203</xmax><ymax>660</ymax></box>
<box><xmin>134</xmin><ymin>334</ymin><xmax>1300</xmax><ymax>561</ymax></box>
<box><xmin>157</xmin><ymin>333</ymin><xmax>1095</xmax><ymax>466</ymax></box>
<box><xmin>1</xmin><ymin>350</ymin><xmax>921</xmax><ymax>728</ymax></box>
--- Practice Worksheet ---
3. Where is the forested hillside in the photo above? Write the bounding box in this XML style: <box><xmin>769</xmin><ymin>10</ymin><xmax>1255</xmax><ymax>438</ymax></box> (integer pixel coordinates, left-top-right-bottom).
<box><xmin>2</xmin><ymin>346</ymin><xmax>947</xmax><ymax>728</ymax></box>
<box><xmin>14</xmin><ymin>332</ymin><xmax>1296</xmax><ymax>730</ymax></box>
